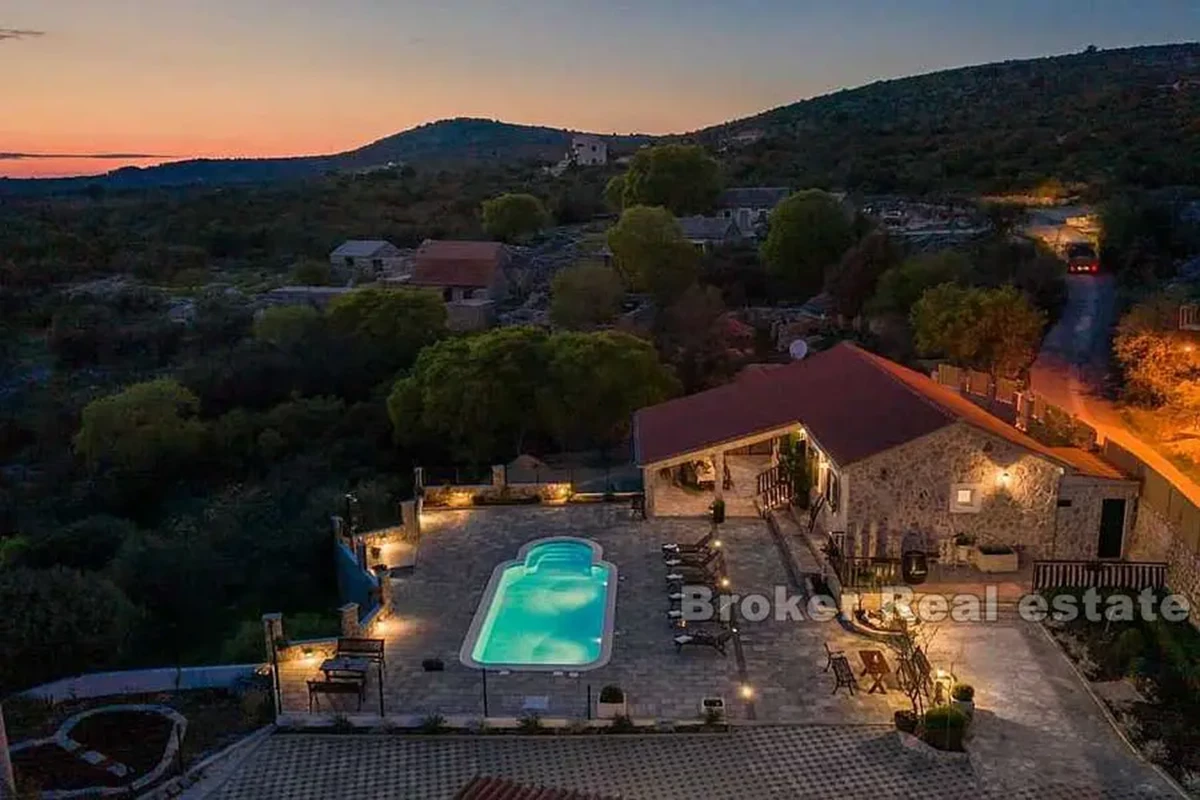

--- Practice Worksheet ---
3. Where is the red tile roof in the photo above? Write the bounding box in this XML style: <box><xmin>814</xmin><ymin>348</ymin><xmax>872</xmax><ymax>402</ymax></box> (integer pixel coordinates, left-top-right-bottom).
<box><xmin>410</xmin><ymin>239</ymin><xmax>507</xmax><ymax>288</ymax></box>
<box><xmin>634</xmin><ymin>341</ymin><xmax>1123</xmax><ymax>479</ymax></box>
<box><xmin>455</xmin><ymin>776</ymin><xmax>616</xmax><ymax>800</ymax></box>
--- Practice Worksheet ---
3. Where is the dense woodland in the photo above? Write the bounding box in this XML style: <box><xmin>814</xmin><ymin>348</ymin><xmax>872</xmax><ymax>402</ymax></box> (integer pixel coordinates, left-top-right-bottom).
<box><xmin>3</xmin><ymin>43</ymin><xmax>1199</xmax><ymax>694</ymax></box>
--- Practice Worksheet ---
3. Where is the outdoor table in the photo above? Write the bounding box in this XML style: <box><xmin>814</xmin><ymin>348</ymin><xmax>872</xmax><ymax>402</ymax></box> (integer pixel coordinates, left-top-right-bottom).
<box><xmin>858</xmin><ymin>649</ymin><xmax>891</xmax><ymax>694</ymax></box>
<box><xmin>320</xmin><ymin>656</ymin><xmax>370</xmax><ymax>682</ymax></box>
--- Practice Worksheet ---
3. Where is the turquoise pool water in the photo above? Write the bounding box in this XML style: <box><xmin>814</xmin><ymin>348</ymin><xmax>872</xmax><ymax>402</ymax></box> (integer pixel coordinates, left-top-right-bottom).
<box><xmin>461</xmin><ymin>538</ymin><xmax>616</xmax><ymax>671</ymax></box>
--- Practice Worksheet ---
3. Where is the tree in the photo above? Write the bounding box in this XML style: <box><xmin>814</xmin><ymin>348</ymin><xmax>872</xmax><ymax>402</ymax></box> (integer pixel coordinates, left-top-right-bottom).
<box><xmin>481</xmin><ymin>193</ymin><xmax>549</xmax><ymax>243</ymax></box>
<box><xmin>0</xmin><ymin>566</ymin><xmax>139</xmax><ymax>692</ymax></box>
<box><xmin>621</xmin><ymin>144</ymin><xmax>721</xmax><ymax>215</ymax></box>
<box><xmin>657</xmin><ymin>285</ymin><xmax>754</xmax><ymax>391</ymax></box>
<box><xmin>550</xmin><ymin>263</ymin><xmax>625</xmax><ymax>330</ymax></box>
<box><xmin>542</xmin><ymin>331</ymin><xmax>680</xmax><ymax>451</ymax></box>
<box><xmin>8</xmin><ymin>514</ymin><xmax>136</xmax><ymax>572</ymax></box>
<box><xmin>760</xmin><ymin>190</ymin><xmax>854</xmax><ymax>299</ymax></box>
<box><xmin>825</xmin><ymin>230</ymin><xmax>900</xmax><ymax>319</ymax></box>
<box><xmin>290</xmin><ymin>259</ymin><xmax>333</xmax><ymax>286</ymax></box>
<box><xmin>603</xmin><ymin>175</ymin><xmax>627</xmax><ymax>211</ymax></box>
<box><xmin>911</xmin><ymin>284</ymin><xmax>1045</xmax><ymax>377</ymax></box>
<box><xmin>606</xmin><ymin>206</ymin><xmax>698</xmax><ymax>302</ymax></box>
<box><xmin>869</xmin><ymin>251</ymin><xmax>969</xmax><ymax>315</ymax></box>
<box><xmin>1114</xmin><ymin>290</ymin><xmax>1200</xmax><ymax>411</ymax></box>
<box><xmin>74</xmin><ymin>379</ymin><xmax>206</xmax><ymax>475</ymax></box>
<box><xmin>389</xmin><ymin>328</ymin><xmax>550</xmax><ymax>464</ymax></box>
<box><xmin>254</xmin><ymin>305</ymin><xmax>326</xmax><ymax>351</ymax></box>
<box><xmin>326</xmin><ymin>288</ymin><xmax>447</xmax><ymax>394</ymax></box>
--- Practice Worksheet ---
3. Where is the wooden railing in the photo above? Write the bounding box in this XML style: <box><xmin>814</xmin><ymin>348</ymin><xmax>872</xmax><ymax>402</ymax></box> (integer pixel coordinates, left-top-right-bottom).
<box><xmin>826</xmin><ymin>536</ymin><xmax>902</xmax><ymax>588</ymax></box>
<box><xmin>1032</xmin><ymin>560</ymin><xmax>1169</xmax><ymax>592</ymax></box>
<box><xmin>755</xmin><ymin>464</ymin><xmax>793</xmax><ymax>514</ymax></box>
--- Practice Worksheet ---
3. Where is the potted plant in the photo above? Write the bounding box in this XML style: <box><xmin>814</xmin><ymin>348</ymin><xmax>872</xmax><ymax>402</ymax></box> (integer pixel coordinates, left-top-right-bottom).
<box><xmin>597</xmin><ymin>685</ymin><xmax>627</xmax><ymax>719</ymax></box>
<box><xmin>710</xmin><ymin>498</ymin><xmax>726</xmax><ymax>525</ymax></box>
<box><xmin>951</xmin><ymin>684</ymin><xmax>975</xmax><ymax>717</ymax></box>
<box><xmin>894</xmin><ymin>709</ymin><xmax>918</xmax><ymax>734</ymax></box>
<box><xmin>920</xmin><ymin>705</ymin><xmax>968</xmax><ymax>752</ymax></box>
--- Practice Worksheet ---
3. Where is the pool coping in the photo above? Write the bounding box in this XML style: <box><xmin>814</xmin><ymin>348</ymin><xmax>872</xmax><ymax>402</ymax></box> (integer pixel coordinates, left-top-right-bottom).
<box><xmin>459</xmin><ymin>536</ymin><xmax>619</xmax><ymax>673</ymax></box>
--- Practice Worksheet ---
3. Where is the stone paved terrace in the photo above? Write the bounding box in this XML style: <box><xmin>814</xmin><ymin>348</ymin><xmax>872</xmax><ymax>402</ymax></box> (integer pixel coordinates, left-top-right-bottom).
<box><xmin>280</xmin><ymin>505</ymin><xmax>909</xmax><ymax>723</ymax></box>
<box><xmin>260</xmin><ymin>504</ymin><xmax>1180</xmax><ymax>799</ymax></box>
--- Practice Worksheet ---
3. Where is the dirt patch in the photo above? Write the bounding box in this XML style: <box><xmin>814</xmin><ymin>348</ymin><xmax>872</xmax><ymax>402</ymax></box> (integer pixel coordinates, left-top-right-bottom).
<box><xmin>11</xmin><ymin>743</ymin><xmax>125</xmax><ymax>792</ymax></box>
<box><xmin>71</xmin><ymin>709</ymin><xmax>176</xmax><ymax>776</ymax></box>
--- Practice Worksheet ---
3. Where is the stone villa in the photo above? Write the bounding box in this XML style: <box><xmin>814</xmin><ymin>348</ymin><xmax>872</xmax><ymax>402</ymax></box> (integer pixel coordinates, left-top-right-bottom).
<box><xmin>634</xmin><ymin>342</ymin><xmax>1139</xmax><ymax>563</ymax></box>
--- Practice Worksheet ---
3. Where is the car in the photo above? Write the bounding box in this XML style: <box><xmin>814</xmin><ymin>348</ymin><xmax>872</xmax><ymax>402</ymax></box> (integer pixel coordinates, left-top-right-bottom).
<box><xmin>1066</xmin><ymin>242</ymin><xmax>1100</xmax><ymax>274</ymax></box>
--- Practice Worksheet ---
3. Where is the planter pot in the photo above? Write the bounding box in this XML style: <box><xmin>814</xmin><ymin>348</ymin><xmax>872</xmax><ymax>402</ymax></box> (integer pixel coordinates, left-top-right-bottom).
<box><xmin>973</xmin><ymin>546</ymin><xmax>1019</xmax><ymax>573</ymax></box>
<box><xmin>596</xmin><ymin>700</ymin><xmax>627</xmax><ymax>720</ymax></box>
<box><xmin>894</xmin><ymin>710</ymin><xmax>918</xmax><ymax>734</ymax></box>
<box><xmin>951</xmin><ymin>698</ymin><xmax>974</xmax><ymax>718</ymax></box>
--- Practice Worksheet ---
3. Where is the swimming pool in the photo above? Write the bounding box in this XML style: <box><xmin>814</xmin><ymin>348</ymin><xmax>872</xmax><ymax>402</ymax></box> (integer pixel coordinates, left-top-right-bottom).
<box><xmin>459</xmin><ymin>537</ymin><xmax>617</xmax><ymax>671</ymax></box>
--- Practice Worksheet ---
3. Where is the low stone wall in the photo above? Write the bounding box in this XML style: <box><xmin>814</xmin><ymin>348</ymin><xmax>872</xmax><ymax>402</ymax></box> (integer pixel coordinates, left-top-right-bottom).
<box><xmin>422</xmin><ymin>482</ymin><xmax>573</xmax><ymax>507</ymax></box>
<box><xmin>21</xmin><ymin>665</ymin><xmax>263</xmax><ymax>703</ymax></box>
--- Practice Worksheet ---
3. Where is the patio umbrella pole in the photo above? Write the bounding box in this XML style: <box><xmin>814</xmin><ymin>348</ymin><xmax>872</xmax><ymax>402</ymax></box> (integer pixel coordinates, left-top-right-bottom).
<box><xmin>482</xmin><ymin>669</ymin><xmax>489</xmax><ymax>717</ymax></box>
<box><xmin>377</xmin><ymin>661</ymin><xmax>384</xmax><ymax>717</ymax></box>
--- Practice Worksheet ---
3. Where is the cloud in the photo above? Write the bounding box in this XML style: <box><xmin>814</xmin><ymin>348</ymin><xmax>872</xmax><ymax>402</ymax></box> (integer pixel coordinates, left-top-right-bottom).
<box><xmin>0</xmin><ymin>28</ymin><xmax>45</xmax><ymax>42</ymax></box>
<box><xmin>0</xmin><ymin>152</ymin><xmax>171</xmax><ymax>161</ymax></box>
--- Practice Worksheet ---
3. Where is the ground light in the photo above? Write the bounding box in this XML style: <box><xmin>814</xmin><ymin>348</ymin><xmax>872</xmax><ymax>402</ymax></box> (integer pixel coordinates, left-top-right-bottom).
<box><xmin>739</xmin><ymin>684</ymin><xmax>755</xmax><ymax>700</ymax></box>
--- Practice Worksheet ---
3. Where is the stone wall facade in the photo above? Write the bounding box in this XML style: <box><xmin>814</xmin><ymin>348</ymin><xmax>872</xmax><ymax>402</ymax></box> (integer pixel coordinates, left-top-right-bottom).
<box><xmin>840</xmin><ymin>423</ymin><xmax>1063</xmax><ymax>558</ymax></box>
<box><xmin>1132</xmin><ymin>504</ymin><xmax>1200</xmax><ymax>625</ymax></box>
<box><xmin>1054</xmin><ymin>476</ymin><xmax>1139</xmax><ymax>560</ymax></box>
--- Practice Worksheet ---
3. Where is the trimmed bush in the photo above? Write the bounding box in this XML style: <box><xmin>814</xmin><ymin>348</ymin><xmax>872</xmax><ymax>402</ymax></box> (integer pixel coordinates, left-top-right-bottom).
<box><xmin>922</xmin><ymin>705</ymin><xmax>968</xmax><ymax>752</ymax></box>
<box><xmin>951</xmin><ymin>684</ymin><xmax>975</xmax><ymax>702</ymax></box>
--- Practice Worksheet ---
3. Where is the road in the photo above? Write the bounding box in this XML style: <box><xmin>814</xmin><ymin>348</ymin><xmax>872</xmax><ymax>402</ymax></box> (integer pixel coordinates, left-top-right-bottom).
<box><xmin>1029</xmin><ymin>274</ymin><xmax>1200</xmax><ymax>505</ymax></box>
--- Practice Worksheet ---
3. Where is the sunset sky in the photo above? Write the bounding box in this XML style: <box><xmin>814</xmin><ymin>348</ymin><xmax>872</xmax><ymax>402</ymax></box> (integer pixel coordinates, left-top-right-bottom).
<box><xmin>4</xmin><ymin>0</ymin><xmax>1199</xmax><ymax>178</ymax></box>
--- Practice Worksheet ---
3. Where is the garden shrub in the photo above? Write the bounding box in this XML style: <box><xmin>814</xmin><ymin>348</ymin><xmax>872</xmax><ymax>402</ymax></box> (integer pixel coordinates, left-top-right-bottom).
<box><xmin>922</xmin><ymin>705</ymin><xmax>968</xmax><ymax>752</ymax></box>
<box><xmin>1110</xmin><ymin>628</ymin><xmax>1145</xmax><ymax>675</ymax></box>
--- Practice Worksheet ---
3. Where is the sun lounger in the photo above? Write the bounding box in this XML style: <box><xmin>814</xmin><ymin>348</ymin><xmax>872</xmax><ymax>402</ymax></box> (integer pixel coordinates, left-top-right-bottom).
<box><xmin>663</xmin><ymin>548</ymin><xmax>722</xmax><ymax>568</ymax></box>
<box><xmin>661</xmin><ymin>528</ymin><xmax>715</xmax><ymax>554</ymax></box>
<box><xmin>673</xmin><ymin>629</ymin><xmax>733</xmax><ymax>655</ymax></box>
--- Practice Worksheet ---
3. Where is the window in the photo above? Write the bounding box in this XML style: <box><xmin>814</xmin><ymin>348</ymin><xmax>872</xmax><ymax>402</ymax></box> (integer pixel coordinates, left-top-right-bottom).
<box><xmin>372</xmin><ymin>258</ymin><xmax>383</xmax><ymax>269</ymax></box>
<box><xmin>442</xmin><ymin>288</ymin><xmax>453</xmax><ymax>302</ymax></box>
<box><xmin>950</xmin><ymin>483</ymin><xmax>982</xmax><ymax>513</ymax></box>
<box><xmin>825</xmin><ymin>469</ymin><xmax>840</xmax><ymax>513</ymax></box>
<box><xmin>344</xmin><ymin>257</ymin><xmax>354</xmax><ymax>267</ymax></box>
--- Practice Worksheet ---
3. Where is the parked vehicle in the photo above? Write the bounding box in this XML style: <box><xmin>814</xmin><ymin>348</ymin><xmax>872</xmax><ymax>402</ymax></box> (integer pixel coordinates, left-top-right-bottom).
<box><xmin>1065</xmin><ymin>242</ymin><xmax>1099</xmax><ymax>274</ymax></box>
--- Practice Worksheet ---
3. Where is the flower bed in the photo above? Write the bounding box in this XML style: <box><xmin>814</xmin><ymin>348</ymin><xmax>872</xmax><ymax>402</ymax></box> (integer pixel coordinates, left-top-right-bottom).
<box><xmin>71</xmin><ymin>709</ymin><xmax>177</xmax><ymax>776</ymax></box>
<box><xmin>1043</xmin><ymin>592</ymin><xmax>1200</xmax><ymax>789</ymax></box>
<box><xmin>11</xmin><ymin>743</ymin><xmax>125</xmax><ymax>792</ymax></box>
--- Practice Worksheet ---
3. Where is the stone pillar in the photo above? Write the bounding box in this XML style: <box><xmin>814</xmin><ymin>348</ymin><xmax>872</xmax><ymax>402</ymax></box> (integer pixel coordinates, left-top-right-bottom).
<box><xmin>413</xmin><ymin>466</ymin><xmax>425</xmax><ymax>492</ymax></box>
<box><xmin>339</xmin><ymin>603</ymin><xmax>360</xmax><ymax>637</ymax></box>
<box><xmin>262</xmin><ymin>613</ymin><xmax>284</xmax><ymax>661</ymax></box>
<box><xmin>492</xmin><ymin>464</ymin><xmax>507</xmax><ymax>488</ymax></box>
<box><xmin>712</xmin><ymin>451</ymin><xmax>725</xmax><ymax>501</ymax></box>
<box><xmin>401</xmin><ymin>500</ymin><xmax>420</xmax><ymax>538</ymax></box>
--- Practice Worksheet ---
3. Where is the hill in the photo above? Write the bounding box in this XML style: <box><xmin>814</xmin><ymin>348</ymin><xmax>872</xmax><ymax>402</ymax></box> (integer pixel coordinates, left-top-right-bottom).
<box><xmin>697</xmin><ymin>43</ymin><xmax>1200</xmax><ymax>195</ymax></box>
<box><xmin>0</xmin><ymin>119</ymin><xmax>649</xmax><ymax>194</ymax></box>
<box><xmin>4</xmin><ymin>43</ymin><xmax>1199</xmax><ymax>196</ymax></box>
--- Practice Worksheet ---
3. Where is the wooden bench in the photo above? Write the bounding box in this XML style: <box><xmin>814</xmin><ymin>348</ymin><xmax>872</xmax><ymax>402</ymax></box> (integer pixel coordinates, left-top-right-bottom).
<box><xmin>307</xmin><ymin>679</ymin><xmax>363</xmax><ymax>712</ymax></box>
<box><xmin>830</xmin><ymin>654</ymin><xmax>858</xmax><ymax>696</ymax></box>
<box><xmin>336</xmin><ymin>637</ymin><xmax>385</xmax><ymax>666</ymax></box>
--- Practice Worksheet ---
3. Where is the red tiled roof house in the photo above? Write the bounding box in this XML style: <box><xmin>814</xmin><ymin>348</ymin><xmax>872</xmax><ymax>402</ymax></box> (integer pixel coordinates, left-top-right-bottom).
<box><xmin>634</xmin><ymin>342</ymin><xmax>1138</xmax><ymax>563</ymax></box>
<box><xmin>409</xmin><ymin>240</ymin><xmax>510</xmax><ymax>330</ymax></box>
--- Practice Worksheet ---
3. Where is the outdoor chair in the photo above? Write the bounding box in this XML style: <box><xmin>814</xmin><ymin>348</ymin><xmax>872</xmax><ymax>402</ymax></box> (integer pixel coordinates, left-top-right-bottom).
<box><xmin>673</xmin><ymin>628</ymin><xmax>733</xmax><ymax>656</ymax></box>
<box><xmin>665</xmin><ymin>564</ymin><xmax>725</xmax><ymax>585</ymax></box>
<box><xmin>336</xmin><ymin>637</ymin><xmax>385</xmax><ymax>667</ymax></box>
<box><xmin>661</xmin><ymin>527</ymin><xmax>715</xmax><ymax>555</ymax></box>
<box><xmin>823</xmin><ymin>641</ymin><xmax>845</xmax><ymax>673</ymax></box>
<box><xmin>307</xmin><ymin>678</ymin><xmax>364</xmax><ymax>712</ymax></box>
<box><xmin>830</xmin><ymin>655</ymin><xmax>858</xmax><ymax>695</ymax></box>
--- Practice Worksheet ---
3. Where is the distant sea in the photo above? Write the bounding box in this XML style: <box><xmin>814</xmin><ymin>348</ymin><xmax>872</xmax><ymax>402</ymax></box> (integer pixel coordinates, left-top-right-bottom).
<box><xmin>0</xmin><ymin>156</ymin><xmax>174</xmax><ymax>180</ymax></box>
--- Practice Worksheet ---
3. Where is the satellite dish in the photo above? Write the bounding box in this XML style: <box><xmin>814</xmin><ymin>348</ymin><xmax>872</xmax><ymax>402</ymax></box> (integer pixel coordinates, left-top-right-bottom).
<box><xmin>788</xmin><ymin>339</ymin><xmax>809</xmax><ymax>361</ymax></box>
